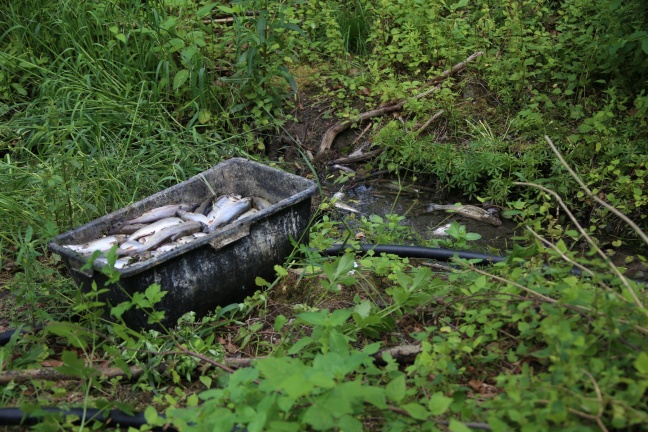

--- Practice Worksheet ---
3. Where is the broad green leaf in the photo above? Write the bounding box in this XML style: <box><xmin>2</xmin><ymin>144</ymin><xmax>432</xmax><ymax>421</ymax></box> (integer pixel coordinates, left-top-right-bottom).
<box><xmin>274</xmin><ymin>315</ymin><xmax>288</xmax><ymax>332</ymax></box>
<box><xmin>199</xmin><ymin>376</ymin><xmax>212</xmax><ymax>389</ymax></box>
<box><xmin>144</xmin><ymin>406</ymin><xmax>159</xmax><ymax>424</ymax></box>
<box><xmin>195</xmin><ymin>2</ymin><xmax>217</xmax><ymax>18</ymax></box>
<box><xmin>354</xmin><ymin>299</ymin><xmax>371</xmax><ymax>319</ymax></box>
<box><xmin>255</xmin><ymin>276</ymin><xmax>270</xmax><ymax>287</ymax></box>
<box><xmin>386</xmin><ymin>374</ymin><xmax>406</xmax><ymax>402</ymax></box>
<box><xmin>428</xmin><ymin>392</ymin><xmax>453</xmax><ymax>415</ymax></box>
<box><xmin>55</xmin><ymin>350</ymin><xmax>96</xmax><ymax>378</ymax></box>
<box><xmin>449</xmin><ymin>419</ymin><xmax>472</xmax><ymax>432</ymax></box>
<box><xmin>635</xmin><ymin>352</ymin><xmax>648</xmax><ymax>374</ymax></box>
<box><xmin>145</xmin><ymin>283</ymin><xmax>166</xmax><ymax>304</ymax></box>
<box><xmin>402</xmin><ymin>403</ymin><xmax>429</xmax><ymax>420</ymax></box>
<box><xmin>275</xmin><ymin>265</ymin><xmax>289</xmax><ymax>277</ymax></box>
<box><xmin>173</xmin><ymin>70</ymin><xmax>190</xmax><ymax>90</ymax></box>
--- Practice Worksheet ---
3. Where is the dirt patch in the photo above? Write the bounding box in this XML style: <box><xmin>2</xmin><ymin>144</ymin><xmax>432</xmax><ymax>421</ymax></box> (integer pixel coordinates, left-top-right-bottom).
<box><xmin>264</xmin><ymin>93</ymin><xmax>371</xmax><ymax>170</ymax></box>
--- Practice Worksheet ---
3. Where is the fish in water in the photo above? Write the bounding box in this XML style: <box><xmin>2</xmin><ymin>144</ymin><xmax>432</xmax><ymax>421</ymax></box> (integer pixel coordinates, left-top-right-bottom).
<box><xmin>123</xmin><ymin>204</ymin><xmax>194</xmax><ymax>225</ymax></box>
<box><xmin>127</xmin><ymin>217</ymin><xmax>184</xmax><ymax>241</ymax></box>
<box><xmin>426</xmin><ymin>203</ymin><xmax>502</xmax><ymax>227</ymax></box>
<box><xmin>206</xmin><ymin>195</ymin><xmax>252</xmax><ymax>231</ymax></box>
<box><xmin>63</xmin><ymin>235</ymin><xmax>127</xmax><ymax>255</ymax></box>
<box><xmin>332</xmin><ymin>192</ymin><xmax>361</xmax><ymax>214</ymax></box>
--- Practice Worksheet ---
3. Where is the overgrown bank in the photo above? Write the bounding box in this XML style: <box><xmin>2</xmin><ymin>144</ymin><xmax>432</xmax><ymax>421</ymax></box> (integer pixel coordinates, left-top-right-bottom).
<box><xmin>1</xmin><ymin>0</ymin><xmax>647</xmax><ymax>430</ymax></box>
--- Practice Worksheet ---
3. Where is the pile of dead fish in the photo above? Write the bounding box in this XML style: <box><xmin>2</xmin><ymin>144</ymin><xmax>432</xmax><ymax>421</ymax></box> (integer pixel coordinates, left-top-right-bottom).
<box><xmin>63</xmin><ymin>195</ymin><xmax>273</xmax><ymax>269</ymax></box>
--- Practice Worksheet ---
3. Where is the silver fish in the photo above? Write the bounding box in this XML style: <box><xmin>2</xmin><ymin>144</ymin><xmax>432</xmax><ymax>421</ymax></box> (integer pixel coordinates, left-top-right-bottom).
<box><xmin>252</xmin><ymin>196</ymin><xmax>272</xmax><ymax>210</ymax></box>
<box><xmin>121</xmin><ymin>221</ymin><xmax>202</xmax><ymax>256</ymax></box>
<box><xmin>93</xmin><ymin>256</ymin><xmax>133</xmax><ymax>269</ymax></box>
<box><xmin>109</xmin><ymin>223</ymin><xmax>149</xmax><ymax>236</ymax></box>
<box><xmin>426</xmin><ymin>203</ymin><xmax>502</xmax><ymax>227</ymax></box>
<box><xmin>206</xmin><ymin>196</ymin><xmax>252</xmax><ymax>232</ymax></box>
<box><xmin>124</xmin><ymin>204</ymin><xmax>194</xmax><ymax>225</ymax></box>
<box><xmin>176</xmin><ymin>210</ymin><xmax>210</xmax><ymax>226</ymax></box>
<box><xmin>63</xmin><ymin>235</ymin><xmax>126</xmax><ymax>255</ymax></box>
<box><xmin>116</xmin><ymin>239</ymin><xmax>147</xmax><ymax>256</ymax></box>
<box><xmin>195</xmin><ymin>196</ymin><xmax>214</xmax><ymax>216</ymax></box>
<box><xmin>236</xmin><ymin>208</ymin><xmax>259</xmax><ymax>221</ymax></box>
<box><xmin>174</xmin><ymin>232</ymin><xmax>207</xmax><ymax>244</ymax></box>
<box><xmin>127</xmin><ymin>217</ymin><xmax>183</xmax><ymax>241</ymax></box>
<box><xmin>332</xmin><ymin>192</ymin><xmax>361</xmax><ymax>214</ymax></box>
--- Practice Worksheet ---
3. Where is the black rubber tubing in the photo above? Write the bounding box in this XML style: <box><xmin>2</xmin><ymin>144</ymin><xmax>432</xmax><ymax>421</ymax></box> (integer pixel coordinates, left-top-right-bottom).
<box><xmin>321</xmin><ymin>243</ymin><xmax>507</xmax><ymax>264</ymax></box>
<box><xmin>0</xmin><ymin>407</ymin><xmax>165</xmax><ymax>429</ymax></box>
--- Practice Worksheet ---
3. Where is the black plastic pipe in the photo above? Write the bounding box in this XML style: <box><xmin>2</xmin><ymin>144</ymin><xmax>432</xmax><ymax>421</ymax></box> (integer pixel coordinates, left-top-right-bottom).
<box><xmin>0</xmin><ymin>407</ymin><xmax>168</xmax><ymax>429</ymax></box>
<box><xmin>321</xmin><ymin>243</ymin><xmax>506</xmax><ymax>264</ymax></box>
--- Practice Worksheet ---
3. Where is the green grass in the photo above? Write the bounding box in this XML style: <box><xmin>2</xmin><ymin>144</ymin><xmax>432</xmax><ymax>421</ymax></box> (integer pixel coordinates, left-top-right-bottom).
<box><xmin>0</xmin><ymin>0</ymin><xmax>647</xmax><ymax>431</ymax></box>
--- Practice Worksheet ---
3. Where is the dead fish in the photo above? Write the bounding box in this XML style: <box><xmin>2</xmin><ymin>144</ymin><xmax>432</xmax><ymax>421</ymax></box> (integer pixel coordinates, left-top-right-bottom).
<box><xmin>127</xmin><ymin>217</ymin><xmax>183</xmax><ymax>241</ymax></box>
<box><xmin>177</xmin><ymin>210</ymin><xmax>210</xmax><ymax>226</ymax></box>
<box><xmin>236</xmin><ymin>208</ymin><xmax>259</xmax><ymax>221</ymax></box>
<box><xmin>206</xmin><ymin>196</ymin><xmax>252</xmax><ymax>231</ymax></box>
<box><xmin>109</xmin><ymin>223</ymin><xmax>149</xmax><ymax>236</ymax></box>
<box><xmin>121</xmin><ymin>221</ymin><xmax>203</xmax><ymax>256</ymax></box>
<box><xmin>329</xmin><ymin>164</ymin><xmax>355</xmax><ymax>173</ymax></box>
<box><xmin>332</xmin><ymin>192</ymin><xmax>361</xmax><ymax>214</ymax></box>
<box><xmin>426</xmin><ymin>203</ymin><xmax>502</xmax><ymax>227</ymax></box>
<box><xmin>124</xmin><ymin>204</ymin><xmax>194</xmax><ymax>225</ymax></box>
<box><xmin>63</xmin><ymin>235</ymin><xmax>127</xmax><ymax>255</ymax></box>
<box><xmin>93</xmin><ymin>256</ymin><xmax>133</xmax><ymax>269</ymax></box>
<box><xmin>195</xmin><ymin>195</ymin><xmax>214</xmax><ymax>216</ymax></box>
<box><xmin>116</xmin><ymin>239</ymin><xmax>147</xmax><ymax>256</ymax></box>
<box><xmin>174</xmin><ymin>232</ymin><xmax>208</xmax><ymax>244</ymax></box>
<box><xmin>252</xmin><ymin>196</ymin><xmax>272</xmax><ymax>211</ymax></box>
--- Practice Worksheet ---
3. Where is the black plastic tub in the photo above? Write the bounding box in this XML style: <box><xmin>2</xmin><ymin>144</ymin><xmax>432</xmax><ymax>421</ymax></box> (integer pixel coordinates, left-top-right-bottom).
<box><xmin>48</xmin><ymin>158</ymin><xmax>317</xmax><ymax>330</ymax></box>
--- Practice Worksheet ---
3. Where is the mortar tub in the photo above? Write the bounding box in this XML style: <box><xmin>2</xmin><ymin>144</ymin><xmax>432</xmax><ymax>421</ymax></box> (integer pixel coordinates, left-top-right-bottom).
<box><xmin>48</xmin><ymin>158</ymin><xmax>317</xmax><ymax>330</ymax></box>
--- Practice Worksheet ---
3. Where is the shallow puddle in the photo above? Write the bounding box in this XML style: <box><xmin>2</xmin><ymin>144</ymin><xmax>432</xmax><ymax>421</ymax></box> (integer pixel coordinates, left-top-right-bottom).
<box><xmin>335</xmin><ymin>183</ymin><xmax>518</xmax><ymax>253</ymax></box>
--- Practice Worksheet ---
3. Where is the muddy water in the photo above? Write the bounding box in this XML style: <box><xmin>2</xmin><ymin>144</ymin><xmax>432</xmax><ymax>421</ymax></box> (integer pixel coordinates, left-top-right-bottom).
<box><xmin>336</xmin><ymin>183</ymin><xmax>518</xmax><ymax>253</ymax></box>
<box><xmin>330</xmin><ymin>182</ymin><xmax>647</xmax><ymax>282</ymax></box>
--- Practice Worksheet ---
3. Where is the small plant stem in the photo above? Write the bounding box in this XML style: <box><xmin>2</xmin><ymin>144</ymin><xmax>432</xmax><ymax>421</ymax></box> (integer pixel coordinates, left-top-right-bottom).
<box><xmin>513</xmin><ymin>181</ymin><xmax>646</xmax><ymax>313</ymax></box>
<box><xmin>385</xmin><ymin>405</ymin><xmax>492</xmax><ymax>430</ymax></box>
<box><xmin>175</xmin><ymin>344</ymin><xmax>261</xmax><ymax>384</ymax></box>
<box><xmin>545</xmin><ymin>135</ymin><xmax>648</xmax><ymax>247</ymax></box>
<box><xmin>467</xmin><ymin>264</ymin><xmax>648</xmax><ymax>335</ymax></box>
<box><xmin>536</xmin><ymin>399</ymin><xmax>607</xmax><ymax>431</ymax></box>
<box><xmin>467</xmin><ymin>265</ymin><xmax>558</xmax><ymax>304</ymax></box>
<box><xmin>582</xmin><ymin>369</ymin><xmax>608</xmax><ymax>432</ymax></box>
<box><xmin>525</xmin><ymin>226</ymin><xmax>620</xmax><ymax>299</ymax></box>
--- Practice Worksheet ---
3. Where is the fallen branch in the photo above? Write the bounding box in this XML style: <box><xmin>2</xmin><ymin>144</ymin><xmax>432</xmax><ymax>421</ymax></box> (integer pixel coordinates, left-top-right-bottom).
<box><xmin>0</xmin><ymin>365</ymin><xmax>146</xmax><ymax>384</ymax></box>
<box><xmin>386</xmin><ymin>405</ymin><xmax>492</xmax><ymax>430</ymax></box>
<box><xmin>317</xmin><ymin>51</ymin><xmax>483</xmax><ymax>155</ymax></box>
<box><xmin>373</xmin><ymin>344</ymin><xmax>422</xmax><ymax>364</ymax></box>
<box><xmin>329</xmin><ymin>148</ymin><xmax>383</xmax><ymax>165</ymax></box>
<box><xmin>416</xmin><ymin>109</ymin><xmax>444</xmax><ymax>135</ymax></box>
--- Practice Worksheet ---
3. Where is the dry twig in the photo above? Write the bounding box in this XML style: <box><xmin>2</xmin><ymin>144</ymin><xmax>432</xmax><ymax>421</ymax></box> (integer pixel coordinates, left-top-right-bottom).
<box><xmin>0</xmin><ymin>365</ymin><xmax>146</xmax><ymax>384</ymax></box>
<box><xmin>415</xmin><ymin>109</ymin><xmax>444</xmax><ymax>135</ymax></box>
<box><xmin>545</xmin><ymin>135</ymin><xmax>648</xmax><ymax>247</ymax></box>
<box><xmin>513</xmin><ymin>181</ymin><xmax>645</xmax><ymax>313</ymax></box>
